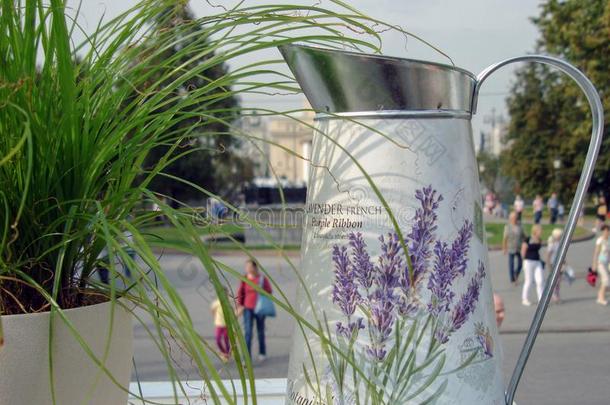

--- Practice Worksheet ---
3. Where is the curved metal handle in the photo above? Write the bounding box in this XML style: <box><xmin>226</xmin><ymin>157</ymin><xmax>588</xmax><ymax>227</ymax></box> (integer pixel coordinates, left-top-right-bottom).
<box><xmin>472</xmin><ymin>55</ymin><xmax>605</xmax><ymax>405</ymax></box>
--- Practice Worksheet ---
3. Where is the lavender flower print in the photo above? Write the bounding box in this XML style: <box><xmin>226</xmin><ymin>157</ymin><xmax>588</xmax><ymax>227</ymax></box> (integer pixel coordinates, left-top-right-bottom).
<box><xmin>450</xmin><ymin>261</ymin><xmax>486</xmax><ymax>333</ymax></box>
<box><xmin>330</xmin><ymin>185</ymin><xmax>490</xmax><ymax>363</ymax></box>
<box><xmin>367</xmin><ymin>290</ymin><xmax>396</xmax><ymax>361</ymax></box>
<box><xmin>367</xmin><ymin>233</ymin><xmax>402</xmax><ymax>359</ymax></box>
<box><xmin>405</xmin><ymin>186</ymin><xmax>442</xmax><ymax>290</ymax></box>
<box><xmin>374</xmin><ymin>233</ymin><xmax>402</xmax><ymax>296</ymax></box>
<box><xmin>336</xmin><ymin>318</ymin><xmax>364</xmax><ymax>340</ymax></box>
<box><xmin>348</xmin><ymin>232</ymin><xmax>374</xmax><ymax>291</ymax></box>
<box><xmin>331</xmin><ymin>245</ymin><xmax>362</xmax><ymax>338</ymax></box>
<box><xmin>435</xmin><ymin>260</ymin><xmax>486</xmax><ymax>344</ymax></box>
<box><xmin>428</xmin><ymin>221</ymin><xmax>474</xmax><ymax>316</ymax></box>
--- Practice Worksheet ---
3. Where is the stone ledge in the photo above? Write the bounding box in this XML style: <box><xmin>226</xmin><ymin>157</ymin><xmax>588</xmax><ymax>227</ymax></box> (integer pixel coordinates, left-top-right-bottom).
<box><xmin>128</xmin><ymin>378</ymin><xmax>287</xmax><ymax>404</ymax></box>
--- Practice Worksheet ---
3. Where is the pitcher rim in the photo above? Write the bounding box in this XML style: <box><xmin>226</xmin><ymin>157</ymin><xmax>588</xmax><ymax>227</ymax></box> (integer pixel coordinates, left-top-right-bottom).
<box><xmin>280</xmin><ymin>43</ymin><xmax>477</xmax><ymax>80</ymax></box>
<box><xmin>279</xmin><ymin>43</ymin><xmax>477</xmax><ymax>114</ymax></box>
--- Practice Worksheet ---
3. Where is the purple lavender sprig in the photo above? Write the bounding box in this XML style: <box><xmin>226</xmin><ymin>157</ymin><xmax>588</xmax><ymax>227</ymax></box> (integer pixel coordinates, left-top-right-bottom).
<box><xmin>428</xmin><ymin>241</ymin><xmax>454</xmax><ymax>315</ymax></box>
<box><xmin>366</xmin><ymin>289</ymin><xmax>396</xmax><ymax>361</ymax></box>
<box><xmin>436</xmin><ymin>261</ymin><xmax>486</xmax><ymax>343</ymax></box>
<box><xmin>375</xmin><ymin>233</ymin><xmax>402</xmax><ymax>295</ymax></box>
<box><xmin>332</xmin><ymin>246</ymin><xmax>361</xmax><ymax>337</ymax></box>
<box><xmin>451</xmin><ymin>260</ymin><xmax>485</xmax><ymax>331</ymax></box>
<box><xmin>349</xmin><ymin>232</ymin><xmax>374</xmax><ymax>291</ymax></box>
<box><xmin>448</xmin><ymin>220</ymin><xmax>473</xmax><ymax>277</ymax></box>
<box><xmin>337</xmin><ymin>318</ymin><xmax>365</xmax><ymax>340</ymax></box>
<box><xmin>365</xmin><ymin>233</ymin><xmax>402</xmax><ymax>360</ymax></box>
<box><xmin>396</xmin><ymin>293</ymin><xmax>419</xmax><ymax>318</ymax></box>
<box><xmin>330</xmin><ymin>185</ymin><xmax>487</xmax><ymax>366</ymax></box>
<box><xmin>428</xmin><ymin>221</ymin><xmax>474</xmax><ymax>315</ymax></box>
<box><xmin>405</xmin><ymin>186</ymin><xmax>442</xmax><ymax>290</ymax></box>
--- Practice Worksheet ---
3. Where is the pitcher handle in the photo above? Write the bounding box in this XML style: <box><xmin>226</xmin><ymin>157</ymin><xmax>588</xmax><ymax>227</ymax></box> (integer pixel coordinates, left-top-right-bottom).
<box><xmin>472</xmin><ymin>55</ymin><xmax>605</xmax><ymax>405</ymax></box>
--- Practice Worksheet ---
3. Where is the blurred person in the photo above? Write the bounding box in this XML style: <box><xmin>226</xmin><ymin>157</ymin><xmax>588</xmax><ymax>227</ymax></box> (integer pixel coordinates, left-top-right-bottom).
<box><xmin>547</xmin><ymin>192</ymin><xmax>559</xmax><ymax>224</ymax></box>
<box><xmin>209</xmin><ymin>197</ymin><xmax>228</xmax><ymax>221</ymax></box>
<box><xmin>503</xmin><ymin>212</ymin><xmax>526</xmax><ymax>285</ymax></box>
<box><xmin>493</xmin><ymin>199</ymin><xmax>504</xmax><ymax>218</ymax></box>
<box><xmin>485</xmin><ymin>192</ymin><xmax>496</xmax><ymax>215</ymax></box>
<box><xmin>210</xmin><ymin>287</ymin><xmax>232</xmax><ymax>361</ymax></box>
<box><xmin>502</xmin><ymin>202</ymin><xmax>509</xmax><ymax>218</ymax></box>
<box><xmin>237</xmin><ymin>259</ymin><xmax>272</xmax><ymax>361</ymax></box>
<box><xmin>558</xmin><ymin>203</ymin><xmax>565</xmax><ymax>223</ymax></box>
<box><xmin>533</xmin><ymin>194</ymin><xmax>544</xmax><ymax>224</ymax></box>
<box><xmin>493</xmin><ymin>293</ymin><xmax>505</xmax><ymax>327</ymax></box>
<box><xmin>521</xmin><ymin>224</ymin><xmax>544</xmax><ymax>306</ymax></box>
<box><xmin>592</xmin><ymin>225</ymin><xmax>610</xmax><ymax>305</ymax></box>
<box><xmin>546</xmin><ymin>228</ymin><xmax>564</xmax><ymax>304</ymax></box>
<box><xmin>595</xmin><ymin>195</ymin><xmax>607</xmax><ymax>232</ymax></box>
<box><xmin>513</xmin><ymin>195</ymin><xmax>524</xmax><ymax>222</ymax></box>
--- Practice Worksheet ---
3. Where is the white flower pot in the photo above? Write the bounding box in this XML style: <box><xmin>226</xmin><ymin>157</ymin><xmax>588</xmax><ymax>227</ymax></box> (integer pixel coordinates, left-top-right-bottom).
<box><xmin>0</xmin><ymin>300</ymin><xmax>133</xmax><ymax>405</ymax></box>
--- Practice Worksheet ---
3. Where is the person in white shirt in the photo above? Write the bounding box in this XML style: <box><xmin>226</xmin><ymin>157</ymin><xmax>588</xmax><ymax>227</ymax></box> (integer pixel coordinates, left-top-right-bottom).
<box><xmin>513</xmin><ymin>195</ymin><xmax>524</xmax><ymax>222</ymax></box>
<box><xmin>592</xmin><ymin>225</ymin><xmax>610</xmax><ymax>305</ymax></box>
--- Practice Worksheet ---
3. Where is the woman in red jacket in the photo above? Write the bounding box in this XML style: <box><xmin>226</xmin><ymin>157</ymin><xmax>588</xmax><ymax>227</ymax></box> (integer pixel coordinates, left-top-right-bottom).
<box><xmin>237</xmin><ymin>259</ymin><xmax>272</xmax><ymax>361</ymax></box>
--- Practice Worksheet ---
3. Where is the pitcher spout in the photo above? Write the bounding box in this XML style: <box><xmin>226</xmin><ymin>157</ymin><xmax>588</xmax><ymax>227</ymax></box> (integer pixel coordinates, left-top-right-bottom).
<box><xmin>278</xmin><ymin>44</ymin><xmax>476</xmax><ymax>115</ymax></box>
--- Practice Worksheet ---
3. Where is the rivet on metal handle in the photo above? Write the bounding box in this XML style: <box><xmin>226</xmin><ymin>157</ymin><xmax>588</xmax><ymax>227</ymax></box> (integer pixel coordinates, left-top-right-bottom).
<box><xmin>472</xmin><ymin>55</ymin><xmax>605</xmax><ymax>405</ymax></box>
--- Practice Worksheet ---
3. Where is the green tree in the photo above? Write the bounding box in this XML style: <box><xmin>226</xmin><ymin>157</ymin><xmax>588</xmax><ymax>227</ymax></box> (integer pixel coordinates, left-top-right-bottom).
<box><xmin>503</xmin><ymin>0</ymin><xmax>610</xmax><ymax>202</ymax></box>
<box><xmin>141</xmin><ymin>4</ymin><xmax>252</xmax><ymax>204</ymax></box>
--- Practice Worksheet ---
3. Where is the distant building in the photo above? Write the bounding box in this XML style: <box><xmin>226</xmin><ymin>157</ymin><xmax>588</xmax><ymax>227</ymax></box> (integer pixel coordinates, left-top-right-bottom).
<box><xmin>478</xmin><ymin>126</ymin><xmax>507</xmax><ymax>156</ymax></box>
<box><xmin>489</xmin><ymin>123</ymin><xmax>508</xmax><ymax>156</ymax></box>
<box><xmin>478</xmin><ymin>109</ymin><xmax>508</xmax><ymax>156</ymax></box>
<box><xmin>237</xmin><ymin>109</ymin><xmax>314</xmax><ymax>185</ymax></box>
<box><xmin>235</xmin><ymin>112</ymin><xmax>269</xmax><ymax>177</ymax></box>
<box><xmin>236</xmin><ymin>112</ymin><xmax>313</xmax><ymax>246</ymax></box>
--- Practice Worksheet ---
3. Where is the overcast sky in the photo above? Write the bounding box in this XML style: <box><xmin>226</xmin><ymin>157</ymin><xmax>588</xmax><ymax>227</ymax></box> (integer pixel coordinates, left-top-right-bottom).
<box><xmin>70</xmin><ymin>0</ymin><xmax>545</xmax><ymax>137</ymax></box>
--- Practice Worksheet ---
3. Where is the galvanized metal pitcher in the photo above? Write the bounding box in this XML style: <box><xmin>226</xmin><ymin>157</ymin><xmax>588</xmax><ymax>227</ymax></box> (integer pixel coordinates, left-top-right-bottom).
<box><xmin>279</xmin><ymin>44</ymin><xmax>604</xmax><ymax>405</ymax></box>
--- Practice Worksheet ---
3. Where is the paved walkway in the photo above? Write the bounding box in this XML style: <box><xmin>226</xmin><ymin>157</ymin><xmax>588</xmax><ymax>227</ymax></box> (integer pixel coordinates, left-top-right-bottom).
<box><xmin>490</xmin><ymin>230</ymin><xmax>610</xmax><ymax>404</ymax></box>
<box><xmin>133</xmin><ymin>233</ymin><xmax>610</xmax><ymax>404</ymax></box>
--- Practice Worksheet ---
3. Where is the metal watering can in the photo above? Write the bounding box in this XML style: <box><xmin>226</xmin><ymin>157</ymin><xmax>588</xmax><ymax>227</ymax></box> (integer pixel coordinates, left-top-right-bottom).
<box><xmin>279</xmin><ymin>44</ymin><xmax>604</xmax><ymax>404</ymax></box>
